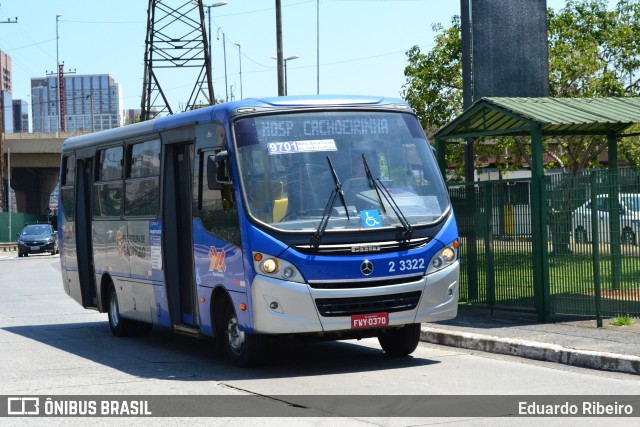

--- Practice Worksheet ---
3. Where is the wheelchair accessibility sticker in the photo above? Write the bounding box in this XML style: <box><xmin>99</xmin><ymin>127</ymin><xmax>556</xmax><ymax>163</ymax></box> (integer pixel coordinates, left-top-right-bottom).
<box><xmin>361</xmin><ymin>210</ymin><xmax>382</xmax><ymax>228</ymax></box>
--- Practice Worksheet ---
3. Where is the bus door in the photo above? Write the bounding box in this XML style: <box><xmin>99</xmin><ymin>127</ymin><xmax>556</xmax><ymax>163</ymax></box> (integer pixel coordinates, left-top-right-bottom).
<box><xmin>163</xmin><ymin>140</ymin><xmax>197</xmax><ymax>326</ymax></box>
<box><xmin>75</xmin><ymin>157</ymin><xmax>97</xmax><ymax>308</ymax></box>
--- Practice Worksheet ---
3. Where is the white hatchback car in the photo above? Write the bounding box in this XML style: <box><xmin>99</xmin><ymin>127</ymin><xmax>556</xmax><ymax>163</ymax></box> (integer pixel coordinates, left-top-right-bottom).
<box><xmin>572</xmin><ymin>193</ymin><xmax>640</xmax><ymax>245</ymax></box>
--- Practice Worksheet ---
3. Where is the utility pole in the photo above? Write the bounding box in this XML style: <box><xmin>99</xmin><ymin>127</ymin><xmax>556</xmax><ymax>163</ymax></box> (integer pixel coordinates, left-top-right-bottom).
<box><xmin>275</xmin><ymin>0</ymin><xmax>285</xmax><ymax>96</ymax></box>
<box><xmin>0</xmin><ymin>11</ymin><xmax>18</xmax><ymax>213</ymax></box>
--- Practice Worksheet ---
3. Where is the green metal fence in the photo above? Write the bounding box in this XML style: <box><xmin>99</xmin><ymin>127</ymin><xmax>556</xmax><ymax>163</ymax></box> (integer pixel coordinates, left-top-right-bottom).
<box><xmin>451</xmin><ymin>179</ymin><xmax>536</xmax><ymax>313</ymax></box>
<box><xmin>547</xmin><ymin>169</ymin><xmax>640</xmax><ymax>319</ymax></box>
<box><xmin>450</xmin><ymin>168</ymin><xmax>640</xmax><ymax>320</ymax></box>
<box><xmin>0</xmin><ymin>213</ymin><xmax>49</xmax><ymax>242</ymax></box>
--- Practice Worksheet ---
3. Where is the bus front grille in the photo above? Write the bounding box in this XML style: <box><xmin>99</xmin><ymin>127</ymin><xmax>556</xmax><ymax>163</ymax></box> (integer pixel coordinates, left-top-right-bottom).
<box><xmin>315</xmin><ymin>291</ymin><xmax>422</xmax><ymax>317</ymax></box>
<box><xmin>308</xmin><ymin>275</ymin><xmax>422</xmax><ymax>289</ymax></box>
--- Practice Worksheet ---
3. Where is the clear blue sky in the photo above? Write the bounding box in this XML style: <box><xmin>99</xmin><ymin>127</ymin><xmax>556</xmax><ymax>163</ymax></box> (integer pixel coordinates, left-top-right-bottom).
<box><xmin>0</xmin><ymin>0</ymin><xmax>568</xmax><ymax>114</ymax></box>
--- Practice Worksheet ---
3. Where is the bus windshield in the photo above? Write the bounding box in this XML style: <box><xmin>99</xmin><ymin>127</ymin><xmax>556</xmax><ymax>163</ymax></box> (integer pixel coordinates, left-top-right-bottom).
<box><xmin>233</xmin><ymin>110</ymin><xmax>450</xmax><ymax>233</ymax></box>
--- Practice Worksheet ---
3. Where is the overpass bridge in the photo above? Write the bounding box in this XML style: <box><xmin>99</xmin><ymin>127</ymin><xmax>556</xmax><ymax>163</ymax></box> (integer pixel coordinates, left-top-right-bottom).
<box><xmin>2</xmin><ymin>132</ymin><xmax>80</xmax><ymax>215</ymax></box>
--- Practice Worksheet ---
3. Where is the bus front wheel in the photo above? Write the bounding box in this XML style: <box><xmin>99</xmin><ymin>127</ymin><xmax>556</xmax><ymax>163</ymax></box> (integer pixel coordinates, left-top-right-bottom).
<box><xmin>378</xmin><ymin>323</ymin><xmax>421</xmax><ymax>357</ymax></box>
<box><xmin>221</xmin><ymin>302</ymin><xmax>264</xmax><ymax>367</ymax></box>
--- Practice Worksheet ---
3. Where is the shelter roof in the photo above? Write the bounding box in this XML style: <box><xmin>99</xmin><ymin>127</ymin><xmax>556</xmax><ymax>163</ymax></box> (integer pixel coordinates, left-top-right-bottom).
<box><xmin>434</xmin><ymin>97</ymin><xmax>640</xmax><ymax>141</ymax></box>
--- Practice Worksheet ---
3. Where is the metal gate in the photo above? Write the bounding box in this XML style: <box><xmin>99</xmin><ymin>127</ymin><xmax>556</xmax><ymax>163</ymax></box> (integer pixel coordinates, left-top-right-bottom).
<box><xmin>449</xmin><ymin>168</ymin><xmax>640</xmax><ymax>320</ymax></box>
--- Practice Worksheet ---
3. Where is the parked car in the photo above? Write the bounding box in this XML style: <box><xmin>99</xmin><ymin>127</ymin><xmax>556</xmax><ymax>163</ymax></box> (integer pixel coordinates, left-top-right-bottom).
<box><xmin>17</xmin><ymin>223</ymin><xmax>58</xmax><ymax>257</ymax></box>
<box><xmin>572</xmin><ymin>193</ymin><xmax>640</xmax><ymax>245</ymax></box>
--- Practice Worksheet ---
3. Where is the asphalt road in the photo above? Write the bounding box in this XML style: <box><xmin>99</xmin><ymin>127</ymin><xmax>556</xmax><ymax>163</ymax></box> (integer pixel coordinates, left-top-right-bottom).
<box><xmin>1</xmin><ymin>252</ymin><xmax>639</xmax><ymax>426</ymax></box>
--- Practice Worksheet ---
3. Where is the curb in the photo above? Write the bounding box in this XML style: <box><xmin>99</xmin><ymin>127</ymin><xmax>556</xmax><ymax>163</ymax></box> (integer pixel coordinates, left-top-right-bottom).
<box><xmin>420</xmin><ymin>326</ymin><xmax>640</xmax><ymax>375</ymax></box>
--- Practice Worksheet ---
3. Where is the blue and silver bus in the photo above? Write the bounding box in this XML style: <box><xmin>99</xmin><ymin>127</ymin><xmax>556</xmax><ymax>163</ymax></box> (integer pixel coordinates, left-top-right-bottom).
<box><xmin>59</xmin><ymin>95</ymin><xmax>459</xmax><ymax>366</ymax></box>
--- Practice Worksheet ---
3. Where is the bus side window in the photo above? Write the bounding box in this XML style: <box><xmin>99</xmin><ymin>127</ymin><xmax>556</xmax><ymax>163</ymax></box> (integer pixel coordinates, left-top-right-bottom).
<box><xmin>198</xmin><ymin>148</ymin><xmax>240</xmax><ymax>245</ymax></box>
<box><xmin>94</xmin><ymin>146</ymin><xmax>124</xmax><ymax>218</ymax></box>
<box><xmin>125</xmin><ymin>140</ymin><xmax>161</xmax><ymax>217</ymax></box>
<box><xmin>60</xmin><ymin>154</ymin><xmax>76</xmax><ymax>221</ymax></box>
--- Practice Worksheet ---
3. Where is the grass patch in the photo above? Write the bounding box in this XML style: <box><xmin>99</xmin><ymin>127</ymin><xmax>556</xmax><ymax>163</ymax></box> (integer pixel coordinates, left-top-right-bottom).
<box><xmin>610</xmin><ymin>316</ymin><xmax>635</xmax><ymax>327</ymax></box>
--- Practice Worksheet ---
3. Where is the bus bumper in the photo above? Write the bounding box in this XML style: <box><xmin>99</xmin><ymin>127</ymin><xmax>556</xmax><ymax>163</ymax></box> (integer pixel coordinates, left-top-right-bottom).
<box><xmin>251</xmin><ymin>275</ymin><xmax>323</xmax><ymax>334</ymax></box>
<box><xmin>250</xmin><ymin>261</ymin><xmax>459</xmax><ymax>334</ymax></box>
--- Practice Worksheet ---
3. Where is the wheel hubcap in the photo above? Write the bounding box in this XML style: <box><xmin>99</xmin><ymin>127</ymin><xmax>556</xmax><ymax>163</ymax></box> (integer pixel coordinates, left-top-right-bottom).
<box><xmin>227</xmin><ymin>314</ymin><xmax>245</xmax><ymax>355</ymax></box>
<box><xmin>109</xmin><ymin>291</ymin><xmax>120</xmax><ymax>327</ymax></box>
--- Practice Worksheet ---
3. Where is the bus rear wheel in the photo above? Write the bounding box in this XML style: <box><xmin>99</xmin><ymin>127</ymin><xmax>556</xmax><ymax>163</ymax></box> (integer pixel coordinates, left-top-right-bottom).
<box><xmin>107</xmin><ymin>284</ymin><xmax>152</xmax><ymax>337</ymax></box>
<box><xmin>378</xmin><ymin>323</ymin><xmax>421</xmax><ymax>357</ymax></box>
<box><xmin>221</xmin><ymin>302</ymin><xmax>264</xmax><ymax>367</ymax></box>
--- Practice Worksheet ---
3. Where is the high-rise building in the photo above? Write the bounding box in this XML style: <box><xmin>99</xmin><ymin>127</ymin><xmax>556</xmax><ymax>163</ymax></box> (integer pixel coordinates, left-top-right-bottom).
<box><xmin>31</xmin><ymin>73</ymin><xmax>123</xmax><ymax>133</ymax></box>
<box><xmin>1</xmin><ymin>50</ymin><xmax>14</xmax><ymax>134</ymax></box>
<box><xmin>12</xmin><ymin>99</ymin><xmax>29</xmax><ymax>133</ymax></box>
<box><xmin>124</xmin><ymin>108</ymin><xmax>160</xmax><ymax>125</ymax></box>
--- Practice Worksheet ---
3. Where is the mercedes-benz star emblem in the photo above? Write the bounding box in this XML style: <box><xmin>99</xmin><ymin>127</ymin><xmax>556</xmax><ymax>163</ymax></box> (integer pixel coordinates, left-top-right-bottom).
<box><xmin>360</xmin><ymin>260</ymin><xmax>374</xmax><ymax>276</ymax></box>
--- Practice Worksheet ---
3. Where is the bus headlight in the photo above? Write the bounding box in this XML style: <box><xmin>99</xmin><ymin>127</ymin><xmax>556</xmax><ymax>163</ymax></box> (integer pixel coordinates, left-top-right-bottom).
<box><xmin>262</xmin><ymin>258</ymin><xmax>278</xmax><ymax>274</ymax></box>
<box><xmin>442</xmin><ymin>247</ymin><xmax>456</xmax><ymax>262</ymax></box>
<box><xmin>253</xmin><ymin>252</ymin><xmax>305</xmax><ymax>283</ymax></box>
<box><xmin>426</xmin><ymin>241</ymin><xmax>459</xmax><ymax>275</ymax></box>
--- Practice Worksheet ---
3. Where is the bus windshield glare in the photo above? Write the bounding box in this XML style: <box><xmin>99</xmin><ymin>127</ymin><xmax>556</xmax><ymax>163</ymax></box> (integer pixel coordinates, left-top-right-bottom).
<box><xmin>234</xmin><ymin>111</ymin><xmax>450</xmax><ymax>233</ymax></box>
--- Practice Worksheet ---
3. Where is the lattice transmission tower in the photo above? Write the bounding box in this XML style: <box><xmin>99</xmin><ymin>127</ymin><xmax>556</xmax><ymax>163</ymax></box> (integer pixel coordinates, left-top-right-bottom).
<box><xmin>140</xmin><ymin>0</ymin><xmax>214</xmax><ymax>121</ymax></box>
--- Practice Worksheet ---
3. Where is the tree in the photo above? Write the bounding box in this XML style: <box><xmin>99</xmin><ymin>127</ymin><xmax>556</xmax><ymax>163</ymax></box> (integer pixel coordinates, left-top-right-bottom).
<box><xmin>402</xmin><ymin>0</ymin><xmax>640</xmax><ymax>177</ymax></box>
<box><xmin>403</xmin><ymin>18</ymin><xmax>463</xmax><ymax>136</ymax></box>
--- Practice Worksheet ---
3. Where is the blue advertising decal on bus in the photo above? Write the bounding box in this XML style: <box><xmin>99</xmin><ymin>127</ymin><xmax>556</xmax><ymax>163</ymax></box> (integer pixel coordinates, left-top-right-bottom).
<box><xmin>58</xmin><ymin>95</ymin><xmax>459</xmax><ymax>367</ymax></box>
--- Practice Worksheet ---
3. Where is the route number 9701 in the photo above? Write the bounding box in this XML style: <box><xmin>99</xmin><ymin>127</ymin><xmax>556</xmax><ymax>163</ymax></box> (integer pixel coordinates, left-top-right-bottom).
<box><xmin>388</xmin><ymin>258</ymin><xmax>425</xmax><ymax>272</ymax></box>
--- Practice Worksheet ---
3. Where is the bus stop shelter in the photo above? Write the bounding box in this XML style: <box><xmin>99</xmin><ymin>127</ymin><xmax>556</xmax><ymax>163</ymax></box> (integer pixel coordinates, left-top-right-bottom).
<box><xmin>433</xmin><ymin>97</ymin><xmax>640</xmax><ymax>320</ymax></box>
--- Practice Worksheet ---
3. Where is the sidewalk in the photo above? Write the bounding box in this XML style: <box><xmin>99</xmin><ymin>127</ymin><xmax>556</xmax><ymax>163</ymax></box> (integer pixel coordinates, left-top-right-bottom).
<box><xmin>0</xmin><ymin>243</ymin><xmax>17</xmax><ymax>252</ymax></box>
<box><xmin>420</xmin><ymin>307</ymin><xmax>640</xmax><ymax>375</ymax></box>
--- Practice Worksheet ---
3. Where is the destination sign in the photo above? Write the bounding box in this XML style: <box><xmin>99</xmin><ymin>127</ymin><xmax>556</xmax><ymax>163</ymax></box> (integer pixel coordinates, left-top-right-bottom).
<box><xmin>259</xmin><ymin>118</ymin><xmax>390</xmax><ymax>139</ymax></box>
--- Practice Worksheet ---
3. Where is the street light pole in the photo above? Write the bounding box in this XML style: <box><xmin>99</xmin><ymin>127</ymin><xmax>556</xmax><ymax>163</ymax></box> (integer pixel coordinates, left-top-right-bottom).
<box><xmin>56</xmin><ymin>13</ymin><xmax>62</xmax><ymax>134</ymax></box>
<box><xmin>217</xmin><ymin>28</ymin><xmax>229</xmax><ymax>102</ymax></box>
<box><xmin>222</xmin><ymin>31</ymin><xmax>228</xmax><ymax>101</ymax></box>
<box><xmin>271</xmin><ymin>55</ymin><xmax>299</xmax><ymax>96</ymax></box>
<box><xmin>196</xmin><ymin>1</ymin><xmax>228</xmax><ymax>103</ymax></box>
<box><xmin>234</xmin><ymin>43</ymin><xmax>242</xmax><ymax>99</ymax></box>
<box><xmin>284</xmin><ymin>55</ymin><xmax>299</xmax><ymax>96</ymax></box>
<box><xmin>317</xmin><ymin>0</ymin><xmax>319</xmax><ymax>94</ymax></box>
<box><xmin>284</xmin><ymin>59</ymin><xmax>289</xmax><ymax>96</ymax></box>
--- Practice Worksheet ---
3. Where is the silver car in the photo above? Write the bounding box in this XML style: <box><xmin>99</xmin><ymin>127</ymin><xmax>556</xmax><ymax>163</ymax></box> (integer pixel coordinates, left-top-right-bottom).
<box><xmin>572</xmin><ymin>193</ymin><xmax>640</xmax><ymax>245</ymax></box>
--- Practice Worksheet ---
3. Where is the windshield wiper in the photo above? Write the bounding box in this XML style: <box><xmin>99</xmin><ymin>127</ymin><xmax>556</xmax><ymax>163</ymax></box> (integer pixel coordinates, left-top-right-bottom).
<box><xmin>362</xmin><ymin>153</ymin><xmax>386</xmax><ymax>213</ymax></box>
<box><xmin>362</xmin><ymin>155</ymin><xmax>413</xmax><ymax>239</ymax></box>
<box><xmin>311</xmin><ymin>156</ymin><xmax>350</xmax><ymax>246</ymax></box>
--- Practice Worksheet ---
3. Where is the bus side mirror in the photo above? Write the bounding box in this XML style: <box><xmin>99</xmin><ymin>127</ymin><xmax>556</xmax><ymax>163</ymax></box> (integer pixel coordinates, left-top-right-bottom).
<box><xmin>207</xmin><ymin>151</ymin><xmax>233</xmax><ymax>189</ymax></box>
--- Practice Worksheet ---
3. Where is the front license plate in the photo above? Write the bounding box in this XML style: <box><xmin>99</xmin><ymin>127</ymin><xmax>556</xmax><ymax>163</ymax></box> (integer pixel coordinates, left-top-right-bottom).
<box><xmin>351</xmin><ymin>312</ymin><xmax>388</xmax><ymax>329</ymax></box>
<box><xmin>31</xmin><ymin>246</ymin><xmax>40</xmax><ymax>251</ymax></box>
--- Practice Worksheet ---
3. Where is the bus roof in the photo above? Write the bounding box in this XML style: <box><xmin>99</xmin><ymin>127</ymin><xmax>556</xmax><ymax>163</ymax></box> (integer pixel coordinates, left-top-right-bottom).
<box><xmin>62</xmin><ymin>95</ymin><xmax>410</xmax><ymax>151</ymax></box>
